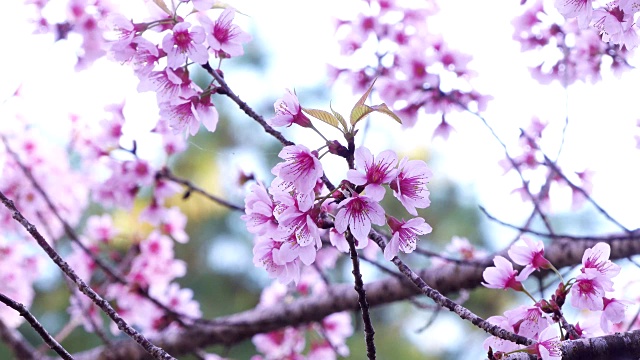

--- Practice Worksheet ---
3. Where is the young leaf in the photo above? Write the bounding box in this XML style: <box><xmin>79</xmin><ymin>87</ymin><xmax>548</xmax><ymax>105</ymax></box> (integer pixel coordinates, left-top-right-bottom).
<box><xmin>350</xmin><ymin>104</ymin><xmax>374</xmax><ymax>127</ymax></box>
<box><xmin>329</xmin><ymin>103</ymin><xmax>348</xmax><ymax>132</ymax></box>
<box><xmin>152</xmin><ymin>0</ymin><xmax>172</xmax><ymax>15</ymax></box>
<box><xmin>370</xmin><ymin>103</ymin><xmax>402</xmax><ymax>124</ymax></box>
<box><xmin>350</xmin><ymin>78</ymin><xmax>377</xmax><ymax>125</ymax></box>
<box><xmin>302</xmin><ymin>107</ymin><xmax>340</xmax><ymax>129</ymax></box>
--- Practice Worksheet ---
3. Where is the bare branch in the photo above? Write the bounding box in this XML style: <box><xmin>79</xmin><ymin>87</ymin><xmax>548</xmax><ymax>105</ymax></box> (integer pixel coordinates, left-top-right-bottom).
<box><xmin>0</xmin><ymin>292</ymin><xmax>72</xmax><ymax>360</ymax></box>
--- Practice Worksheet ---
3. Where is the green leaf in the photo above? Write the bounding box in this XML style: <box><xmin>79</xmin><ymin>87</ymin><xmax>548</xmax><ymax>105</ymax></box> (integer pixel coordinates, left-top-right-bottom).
<box><xmin>350</xmin><ymin>104</ymin><xmax>374</xmax><ymax>127</ymax></box>
<box><xmin>329</xmin><ymin>103</ymin><xmax>348</xmax><ymax>132</ymax></box>
<box><xmin>370</xmin><ymin>103</ymin><xmax>402</xmax><ymax>124</ymax></box>
<box><xmin>302</xmin><ymin>107</ymin><xmax>340</xmax><ymax>129</ymax></box>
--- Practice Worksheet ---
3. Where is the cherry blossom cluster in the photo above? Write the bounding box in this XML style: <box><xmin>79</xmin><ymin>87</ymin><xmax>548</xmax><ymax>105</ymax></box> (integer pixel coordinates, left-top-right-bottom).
<box><xmin>329</xmin><ymin>0</ymin><xmax>491</xmax><ymax>133</ymax></box>
<box><xmin>108</xmin><ymin>1</ymin><xmax>251</xmax><ymax>136</ymax></box>
<box><xmin>27</xmin><ymin>0</ymin><xmax>252</xmax><ymax>138</ymax></box>
<box><xmin>70</xmin><ymin>108</ymin><xmax>204</xmax><ymax>335</ymax></box>
<box><xmin>482</xmin><ymin>237</ymin><xmax>631</xmax><ymax>359</ymax></box>
<box><xmin>514</xmin><ymin>0</ymin><xmax>635</xmax><ymax>85</ymax></box>
<box><xmin>251</xmin><ymin>257</ymin><xmax>354</xmax><ymax>360</ymax></box>
<box><xmin>242</xmin><ymin>90</ymin><xmax>433</xmax><ymax>284</ymax></box>
<box><xmin>499</xmin><ymin>117</ymin><xmax>593</xmax><ymax>211</ymax></box>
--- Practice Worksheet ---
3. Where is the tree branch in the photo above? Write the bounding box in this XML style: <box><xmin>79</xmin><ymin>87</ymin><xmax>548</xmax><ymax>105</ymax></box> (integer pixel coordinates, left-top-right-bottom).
<box><xmin>0</xmin><ymin>293</ymin><xmax>72</xmax><ymax>360</ymax></box>
<box><xmin>71</xmin><ymin>235</ymin><xmax>640</xmax><ymax>359</ymax></box>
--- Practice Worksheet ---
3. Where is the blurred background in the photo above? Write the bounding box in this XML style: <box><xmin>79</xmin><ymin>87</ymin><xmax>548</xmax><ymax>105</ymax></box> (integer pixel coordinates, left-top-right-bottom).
<box><xmin>2</xmin><ymin>0</ymin><xmax>640</xmax><ymax>359</ymax></box>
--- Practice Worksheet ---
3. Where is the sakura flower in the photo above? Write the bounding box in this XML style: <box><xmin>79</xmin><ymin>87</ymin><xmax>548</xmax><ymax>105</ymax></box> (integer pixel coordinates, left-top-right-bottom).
<box><xmin>581</xmin><ymin>242</ymin><xmax>621</xmax><ymax>280</ymax></box>
<box><xmin>86</xmin><ymin>214</ymin><xmax>118</xmax><ymax>243</ymax></box>
<box><xmin>570</xmin><ymin>269</ymin><xmax>605</xmax><ymax>311</ymax></box>
<box><xmin>482</xmin><ymin>315</ymin><xmax>522</xmax><ymax>353</ymax></box>
<box><xmin>329</xmin><ymin>228</ymin><xmax>351</xmax><ymax>253</ymax></box>
<box><xmin>241</xmin><ymin>182</ymin><xmax>278</xmax><ymax>236</ymax></box>
<box><xmin>600</xmin><ymin>297</ymin><xmax>632</xmax><ymax>332</ymax></box>
<box><xmin>504</xmin><ymin>305</ymin><xmax>552</xmax><ymax>339</ymax></box>
<box><xmin>335</xmin><ymin>193</ymin><xmax>386</xmax><ymax>246</ymax></box>
<box><xmin>383</xmin><ymin>216</ymin><xmax>432</xmax><ymax>260</ymax></box>
<box><xmin>253</xmin><ymin>236</ymin><xmax>301</xmax><ymax>284</ymax></box>
<box><xmin>268</xmin><ymin>89</ymin><xmax>312</xmax><ymax>128</ymax></box>
<box><xmin>162</xmin><ymin>21</ymin><xmax>208</xmax><ymax>69</ymax></box>
<box><xmin>347</xmin><ymin>147</ymin><xmax>398</xmax><ymax>201</ymax></box>
<box><xmin>160</xmin><ymin>94</ymin><xmax>219</xmax><ymax>136</ymax></box>
<box><xmin>390</xmin><ymin>157</ymin><xmax>432</xmax><ymax>216</ymax></box>
<box><xmin>554</xmin><ymin>0</ymin><xmax>593</xmax><ymax>29</ymax></box>
<box><xmin>200</xmin><ymin>8</ymin><xmax>252</xmax><ymax>58</ymax></box>
<box><xmin>508</xmin><ymin>236</ymin><xmax>552</xmax><ymax>279</ymax></box>
<box><xmin>482</xmin><ymin>256</ymin><xmax>528</xmax><ymax>291</ymax></box>
<box><xmin>278</xmin><ymin>234</ymin><xmax>317</xmax><ymax>266</ymax></box>
<box><xmin>528</xmin><ymin>325</ymin><xmax>562</xmax><ymax>360</ymax></box>
<box><xmin>277</xmin><ymin>204</ymin><xmax>321</xmax><ymax>247</ymax></box>
<box><xmin>274</xmin><ymin>145</ymin><xmax>323</xmax><ymax>194</ymax></box>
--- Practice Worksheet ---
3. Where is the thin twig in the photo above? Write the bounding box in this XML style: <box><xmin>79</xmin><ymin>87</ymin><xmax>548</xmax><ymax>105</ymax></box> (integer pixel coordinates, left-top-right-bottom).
<box><xmin>0</xmin><ymin>191</ymin><xmax>176</xmax><ymax>360</ymax></box>
<box><xmin>203</xmin><ymin>62</ymin><xmax>293</xmax><ymax>147</ymax></box>
<box><xmin>346</xmin><ymin>233</ymin><xmax>376</xmax><ymax>359</ymax></box>
<box><xmin>368</xmin><ymin>231</ymin><xmax>534</xmax><ymax>347</ymax></box>
<box><xmin>158</xmin><ymin>167</ymin><xmax>243</xmax><ymax>211</ymax></box>
<box><xmin>0</xmin><ymin>292</ymin><xmax>73</xmax><ymax>360</ymax></box>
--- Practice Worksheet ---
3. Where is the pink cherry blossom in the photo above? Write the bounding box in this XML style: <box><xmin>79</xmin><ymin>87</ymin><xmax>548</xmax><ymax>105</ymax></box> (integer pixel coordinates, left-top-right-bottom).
<box><xmin>199</xmin><ymin>8</ymin><xmax>252</xmax><ymax>58</ymax></box>
<box><xmin>277</xmin><ymin>204</ymin><xmax>321</xmax><ymax>247</ymax></box>
<box><xmin>504</xmin><ymin>305</ymin><xmax>552</xmax><ymax>339</ymax></box>
<box><xmin>508</xmin><ymin>236</ymin><xmax>552</xmax><ymax>279</ymax></box>
<box><xmin>581</xmin><ymin>242</ymin><xmax>621</xmax><ymax>280</ymax></box>
<box><xmin>86</xmin><ymin>214</ymin><xmax>118</xmax><ymax>243</ymax></box>
<box><xmin>554</xmin><ymin>0</ymin><xmax>593</xmax><ymax>29</ymax></box>
<box><xmin>334</xmin><ymin>193</ymin><xmax>386</xmax><ymax>245</ymax></box>
<box><xmin>529</xmin><ymin>325</ymin><xmax>562</xmax><ymax>360</ymax></box>
<box><xmin>162</xmin><ymin>21</ymin><xmax>209</xmax><ymax>69</ymax></box>
<box><xmin>329</xmin><ymin>228</ymin><xmax>350</xmax><ymax>253</ymax></box>
<box><xmin>383</xmin><ymin>216</ymin><xmax>432</xmax><ymax>260</ymax></box>
<box><xmin>347</xmin><ymin>147</ymin><xmax>398</xmax><ymax>201</ymax></box>
<box><xmin>159</xmin><ymin>94</ymin><xmax>219</xmax><ymax>136</ymax></box>
<box><xmin>482</xmin><ymin>256</ymin><xmax>527</xmax><ymax>291</ymax></box>
<box><xmin>482</xmin><ymin>315</ymin><xmax>522</xmax><ymax>353</ymax></box>
<box><xmin>600</xmin><ymin>297</ymin><xmax>632</xmax><ymax>332</ymax></box>
<box><xmin>268</xmin><ymin>89</ymin><xmax>312</xmax><ymax>128</ymax></box>
<box><xmin>274</xmin><ymin>145</ymin><xmax>324</xmax><ymax>194</ymax></box>
<box><xmin>390</xmin><ymin>157</ymin><xmax>432</xmax><ymax>215</ymax></box>
<box><xmin>242</xmin><ymin>182</ymin><xmax>279</xmax><ymax>236</ymax></box>
<box><xmin>570</xmin><ymin>269</ymin><xmax>605</xmax><ymax>311</ymax></box>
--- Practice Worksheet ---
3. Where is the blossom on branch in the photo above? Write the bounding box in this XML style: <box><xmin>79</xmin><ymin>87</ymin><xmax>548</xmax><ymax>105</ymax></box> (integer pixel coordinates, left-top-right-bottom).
<box><xmin>347</xmin><ymin>147</ymin><xmax>398</xmax><ymax>201</ymax></box>
<box><xmin>383</xmin><ymin>216</ymin><xmax>432</xmax><ymax>260</ymax></box>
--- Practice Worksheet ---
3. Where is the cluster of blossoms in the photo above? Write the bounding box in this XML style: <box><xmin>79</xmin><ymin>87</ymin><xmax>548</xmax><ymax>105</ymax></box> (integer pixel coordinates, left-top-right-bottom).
<box><xmin>242</xmin><ymin>90</ymin><xmax>433</xmax><ymax>284</ymax></box>
<box><xmin>482</xmin><ymin>237</ymin><xmax>631</xmax><ymax>358</ymax></box>
<box><xmin>28</xmin><ymin>0</ymin><xmax>252</xmax><ymax>138</ymax></box>
<box><xmin>513</xmin><ymin>0</ymin><xmax>636</xmax><ymax>85</ymax></box>
<box><xmin>329</xmin><ymin>0</ymin><xmax>491</xmax><ymax>133</ymax></box>
<box><xmin>499</xmin><ymin>117</ymin><xmax>593</xmax><ymax>211</ymax></box>
<box><xmin>107</xmin><ymin>1</ymin><xmax>252</xmax><ymax>136</ymax></box>
<box><xmin>251</xmin><ymin>260</ymin><xmax>354</xmax><ymax>360</ymax></box>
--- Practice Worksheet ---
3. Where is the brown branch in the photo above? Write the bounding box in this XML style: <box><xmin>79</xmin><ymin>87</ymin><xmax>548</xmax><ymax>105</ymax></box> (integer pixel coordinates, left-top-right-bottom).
<box><xmin>0</xmin><ymin>191</ymin><xmax>176</xmax><ymax>360</ymax></box>
<box><xmin>157</xmin><ymin>167</ymin><xmax>243</xmax><ymax>211</ymax></box>
<box><xmin>202</xmin><ymin>62</ymin><xmax>294</xmax><ymax>147</ymax></box>
<box><xmin>0</xmin><ymin>318</ymin><xmax>39</xmax><ymax>360</ymax></box>
<box><xmin>504</xmin><ymin>330</ymin><xmax>640</xmax><ymax>359</ymax></box>
<box><xmin>70</xmin><ymin>234</ymin><xmax>640</xmax><ymax>359</ymax></box>
<box><xmin>367</xmin><ymin>232</ymin><xmax>533</xmax><ymax>347</ymax></box>
<box><xmin>0</xmin><ymin>293</ymin><xmax>72</xmax><ymax>360</ymax></box>
<box><xmin>346</xmin><ymin>233</ymin><xmax>376</xmax><ymax>359</ymax></box>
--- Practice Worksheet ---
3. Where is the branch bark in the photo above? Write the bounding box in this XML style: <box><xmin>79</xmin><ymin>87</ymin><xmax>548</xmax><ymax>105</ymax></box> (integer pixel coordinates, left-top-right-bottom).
<box><xmin>72</xmin><ymin>236</ymin><xmax>640</xmax><ymax>359</ymax></box>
